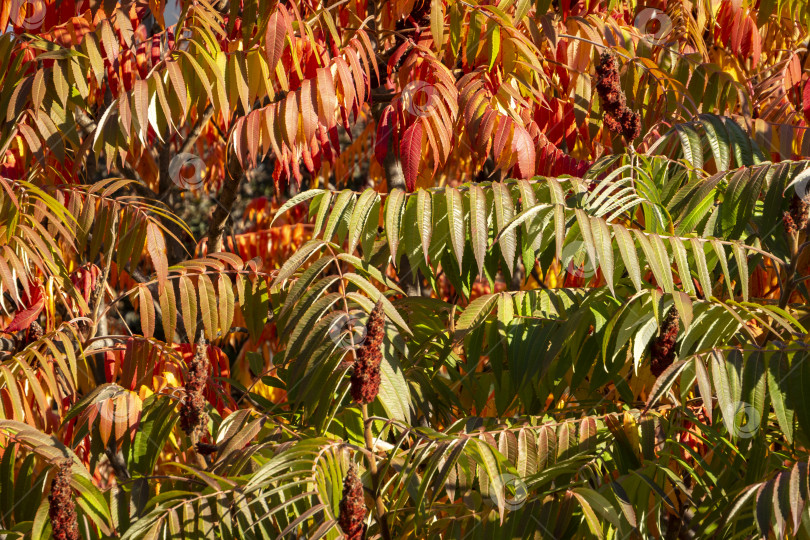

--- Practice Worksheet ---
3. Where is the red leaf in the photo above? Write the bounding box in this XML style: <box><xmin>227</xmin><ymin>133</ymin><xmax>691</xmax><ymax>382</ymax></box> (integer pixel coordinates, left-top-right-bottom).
<box><xmin>69</xmin><ymin>264</ymin><xmax>100</xmax><ymax>315</ymax></box>
<box><xmin>716</xmin><ymin>1</ymin><xmax>735</xmax><ymax>44</ymax></box>
<box><xmin>803</xmin><ymin>79</ymin><xmax>810</xmax><ymax>123</ymax></box>
<box><xmin>493</xmin><ymin>116</ymin><xmax>514</xmax><ymax>167</ymax></box>
<box><xmin>375</xmin><ymin>105</ymin><xmax>396</xmax><ymax>164</ymax></box>
<box><xmin>247</xmin><ymin>111</ymin><xmax>261</xmax><ymax>169</ymax></box>
<box><xmin>512</xmin><ymin>125</ymin><xmax>536</xmax><ymax>179</ymax></box>
<box><xmin>264</xmin><ymin>8</ymin><xmax>287</xmax><ymax>71</ymax></box>
<box><xmin>319</xmin><ymin>123</ymin><xmax>334</xmax><ymax>163</ymax></box>
<box><xmin>729</xmin><ymin>8</ymin><xmax>745</xmax><ymax>56</ymax></box>
<box><xmin>387</xmin><ymin>42</ymin><xmax>412</xmax><ymax>78</ymax></box>
<box><xmin>5</xmin><ymin>284</ymin><xmax>44</xmax><ymax>333</ymax></box>
<box><xmin>743</xmin><ymin>17</ymin><xmax>761</xmax><ymax>68</ymax></box>
<box><xmin>476</xmin><ymin>109</ymin><xmax>498</xmax><ymax>155</ymax></box>
<box><xmin>232</xmin><ymin>116</ymin><xmax>247</xmax><ymax>168</ymax></box>
<box><xmin>400</xmin><ymin>122</ymin><xmax>423</xmax><ymax>192</ymax></box>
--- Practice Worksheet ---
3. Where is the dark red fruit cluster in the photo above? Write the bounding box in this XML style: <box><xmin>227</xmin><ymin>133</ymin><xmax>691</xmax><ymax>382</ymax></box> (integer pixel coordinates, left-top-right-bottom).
<box><xmin>49</xmin><ymin>459</ymin><xmax>79</xmax><ymax>540</ymax></box>
<box><xmin>338</xmin><ymin>463</ymin><xmax>367</xmax><ymax>540</ymax></box>
<box><xmin>650</xmin><ymin>308</ymin><xmax>679</xmax><ymax>377</ymax></box>
<box><xmin>350</xmin><ymin>302</ymin><xmax>385</xmax><ymax>404</ymax></box>
<box><xmin>783</xmin><ymin>194</ymin><xmax>809</xmax><ymax>237</ymax></box>
<box><xmin>29</xmin><ymin>320</ymin><xmax>44</xmax><ymax>341</ymax></box>
<box><xmin>180</xmin><ymin>336</ymin><xmax>210</xmax><ymax>440</ymax></box>
<box><xmin>595</xmin><ymin>52</ymin><xmax>641</xmax><ymax>143</ymax></box>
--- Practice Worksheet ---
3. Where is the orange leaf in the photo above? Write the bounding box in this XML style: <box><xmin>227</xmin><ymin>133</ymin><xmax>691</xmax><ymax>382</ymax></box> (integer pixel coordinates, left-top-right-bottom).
<box><xmin>512</xmin><ymin>124</ymin><xmax>535</xmax><ymax>179</ymax></box>
<box><xmin>264</xmin><ymin>104</ymin><xmax>283</xmax><ymax>161</ymax></box>
<box><xmin>316</xmin><ymin>67</ymin><xmax>337</xmax><ymax>130</ymax></box>
<box><xmin>264</xmin><ymin>9</ymin><xmax>287</xmax><ymax>71</ymax></box>
<box><xmin>283</xmin><ymin>91</ymin><xmax>299</xmax><ymax>147</ymax></box>
<box><xmin>146</xmin><ymin>222</ymin><xmax>168</xmax><ymax>293</ymax></box>
<box><xmin>299</xmin><ymin>78</ymin><xmax>317</xmax><ymax>143</ymax></box>
<box><xmin>138</xmin><ymin>285</ymin><xmax>155</xmax><ymax>338</ymax></box>
<box><xmin>0</xmin><ymin>1</ymin><xmax>11</xmax><ymax>33</ymax></box>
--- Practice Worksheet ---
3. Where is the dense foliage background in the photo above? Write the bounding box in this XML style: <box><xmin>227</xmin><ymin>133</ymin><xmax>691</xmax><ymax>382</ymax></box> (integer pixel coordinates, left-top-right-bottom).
<box><xmin>1</xmin><ymin>0</ymin><xmax>810</xmax><ymax>538</ymax></box>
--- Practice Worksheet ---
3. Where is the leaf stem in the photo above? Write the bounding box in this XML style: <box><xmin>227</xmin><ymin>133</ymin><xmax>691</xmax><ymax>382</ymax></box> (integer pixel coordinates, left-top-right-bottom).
<box><xmin>362</xmin><ymin>403</ymin><xmax>392</xmax><ymax>540</ymax></box>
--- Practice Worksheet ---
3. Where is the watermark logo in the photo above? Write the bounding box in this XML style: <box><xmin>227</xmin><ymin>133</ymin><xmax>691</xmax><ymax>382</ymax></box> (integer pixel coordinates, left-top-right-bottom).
<box><xmin>490</xmin><ymin>473</ymin><xmax>528</xmax><ymax>511</ymax></box>
<box><xmin>623</xmin><ymin>299</ymin><xmax>650</xmax><ymax>332</ymax></box>
<box><xmin>634</xmin><ymin>7</ymin><xmax>673</xmax><ymax>46</ymax></box>
<box><xmin>401</xmin><ymin>80</ymin><xmax>440</xmax><ymax>118</ymax></box>
<box><xmin>561</xmin><ymin>240</ymin><xmax>596</xmax><ymax>280</ymax></box>
<box><xmin>169</xmin><ymin>153</ymin><xmax>206</xmax><ymax>191</ymax></box>
<box><xmin>94</xmin><ymin>385</ymin><xmax>141</xmax><ymax>427</ymax></box>
<box><xmin>11</xmin><ymin>0</ymin><xmax>47</xmax><ymax>31</ymax></box>
<box><xmin>789</xmin><ymin>167</ymin><xmax>810</xmax><ymax>201</ymax></box>
<box><xmin>328</xmin><ymin>309</ymin><xmax>368</xmax><ymax>350</ymax></box>
<box><xmin>724</xmin><ymin>401</ymin><xmax>761</xmax><ymax>439</ymax></box>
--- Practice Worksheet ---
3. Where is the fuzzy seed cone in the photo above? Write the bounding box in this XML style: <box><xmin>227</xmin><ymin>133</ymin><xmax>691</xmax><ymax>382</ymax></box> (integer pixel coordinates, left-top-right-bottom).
<box><xmin>595</xmin><ymin>51</ymin><xmax>619</xmax><ymax>81</ymax></box>
<box><xmin>620</xmin><ymin>108</ymin><xmax>641</xmax><ymax>142</ymax></box>
<box><xmin>650</xmin><ymin>308</ymin><xmax>679</xmax><ymax>377</ymax></box>
<box><xmin>595</xmin><ymin>52</ymin><xmax>625</xmax><ymax>116</ymax></box>
<box><xmin>603</xmin><ymin>114</ymin><xmax>623</xmax><ymax>135</ymax></box>
<box><xmin>350</xmin><ymin>302</ymin><xmax>385</xmax><ymax>404</ymax></box>
<box><xmin>338</xmin><ymin>464</ymin><xmax>366</xmax><ymax>540</ymax></box>
<box><xmin>596</xmin><ymin>51</ymin><xmax>642</xmax><ymax>143</ymax></box>
<box><xmin>180</xmin><ymin>336</ymin><xmax>210</xmax><ymax>440</ymax></box>
<box><xmin>784</xmin><ymin>211</ymin><xmax>798</xmax><ymax>237</ymax></box>
<box><xmin>789</xmin><ymin>194</ymin><xmax>809</xmax><ymax>233</ymax></box>
<box><xmin>364</xmin><ymin>301</ymin><xmax>385</xmax><ymax>348</ymax></box>
<box><xmin>49</xmin><ymin>459</ymin><xmax>79</xmax><ymax>540</ymax></box>
<box><xmin>29</xmin><ymin>320</ymin><xmax>44</xmax><ymax>341</ymax></box>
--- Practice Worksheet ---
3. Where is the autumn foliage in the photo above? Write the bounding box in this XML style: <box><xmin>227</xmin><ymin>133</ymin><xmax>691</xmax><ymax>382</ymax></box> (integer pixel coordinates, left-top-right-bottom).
<box><xmin>1</xmin><ymin>0</ymin><xmax>810</xmax><ymax>538</ymax></box>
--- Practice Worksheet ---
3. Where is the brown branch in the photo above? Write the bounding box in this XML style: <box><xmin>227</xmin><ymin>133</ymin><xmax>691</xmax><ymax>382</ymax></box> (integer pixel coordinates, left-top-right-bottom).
<box><xmin>180</xmin><ymin>105</ymin><xmax>215</xmax><ymax>156</ymax></box>
<box><xmin>154</xmin><ymin>107</ymin><xmax>216</xmax><ymax>264</ymax></box>
<box><xmin>205</xmin><ymin>148</ymin><xmax>243</xmax><ymax>254</ymax></box>
<box><xmin>88</xmin><ymin>211</ymin><xmax>119</xmax><ymax>340</ymax></box>
<box><xmin>381</xmin><ymin>147</ymin><xmax>421</xmax><ymax>296</ymax></box>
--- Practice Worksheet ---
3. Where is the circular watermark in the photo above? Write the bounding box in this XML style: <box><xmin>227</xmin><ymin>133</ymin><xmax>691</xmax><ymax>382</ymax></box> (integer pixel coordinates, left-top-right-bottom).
<box><xmin>561</xmin><ymin>240</ymin><xmax>596</xmax><ymax>280</ymax></box>
<box><xmin>724</xmin><ymin>401</ymin><xmax>761</xmax><ymax>439</ymax></box>
<box><xmin>401</xmin><ymin>80</ymin><xmax>440</xmax><ymax>118</ymax></box>
<box><xmin>489</xmin><ymin>473</ymin><xmax>528</xmax><ymax>511</ymax></box>
<box><xmin>169</xmin><ymin>153</ymin><xmax>206</xmax><ymax>191</ymax></box>
<box><xmin>96</xmin><ymin>386</ymin><xmax>141</xmax><ymax>425</ymax></box>
<box><xmin>788</xmin><ymin>167</ymin><xmax>810</xmax><ymax>201</ymax></box>
<box><xmin>633</xmin><ymin>7</ymin><xmax>673</xmax><ymax>46</ymax></box>
<box><xmin>624</xmin><ymin>300</ymin><xmax>650</xmax><ymax>332</ymax></box>
<box><xmin>11</xmin><ymin>0</ymin><xmax>47</xmax><ymax>31</ymax></box>
<box><xmin>81</xmin><ymin>385</ymin><xmax>142</xmax><ymax>444</ymax></box>
<box><xmin>176</xmin><ymin>28</ymin><xmax>193</xmax><ymax>52</ymax></box>
<box><xmin>328</xmin><ymin>309</ymin><xmax>368</xmax><ymax>350</ymax></box>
